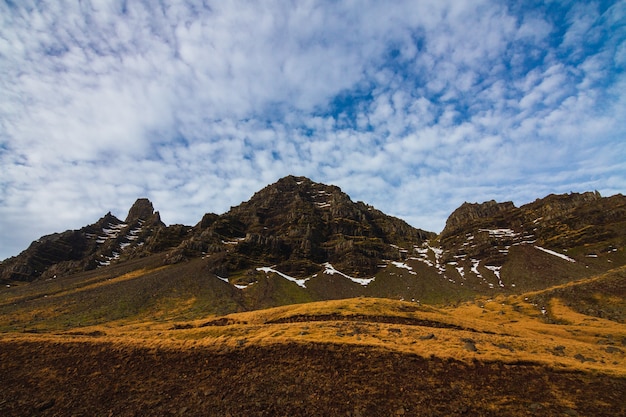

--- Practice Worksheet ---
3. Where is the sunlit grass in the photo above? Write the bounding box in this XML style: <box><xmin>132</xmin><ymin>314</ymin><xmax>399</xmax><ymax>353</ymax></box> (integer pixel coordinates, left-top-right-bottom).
<box><xmin>1</xmin><ymin>266</ymin><xmax>624</xmax><ymax>377</ymax></box>
<box><xmin>4</xmin><ymin>293</ymin><xmax>622</xmax><ymax>377</ymax></box>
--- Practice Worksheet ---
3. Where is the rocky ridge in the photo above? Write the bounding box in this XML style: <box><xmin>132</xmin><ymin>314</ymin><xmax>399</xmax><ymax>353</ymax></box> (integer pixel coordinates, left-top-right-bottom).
<box><xmin>1</xmin><ymin>178</ymin><xmax>625</xmax><ymax>307</ymax></box>
<box><xmin>171</xmin><ymin>175</ymin><xmax>433</xmax><ymax>277</ymax></box>
<box><xmin>0</xmin><ymin>199</ymin><xmax>173</xmax><ymax>282</ymax></box>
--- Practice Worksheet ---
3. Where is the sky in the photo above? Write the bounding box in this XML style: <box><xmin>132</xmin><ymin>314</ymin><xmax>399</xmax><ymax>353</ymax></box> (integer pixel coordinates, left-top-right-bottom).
<box><xmin>1</xmin><ymin>0</ymin><xmax>625</xmax><ymax>260</ymax></box>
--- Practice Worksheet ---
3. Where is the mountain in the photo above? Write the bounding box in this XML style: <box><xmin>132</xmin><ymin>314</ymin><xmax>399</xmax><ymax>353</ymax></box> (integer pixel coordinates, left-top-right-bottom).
<box><xmin>0</xmin><ymin>198</ymin><xmax>179</xmax><ymax>282</ymax></box>
<box><xmin>436</xmin><ymin>191</ymin><xmax>626</xmax><ymax>293</ymax></box>
<box><xmin>1</xmin><ymin>176</ymin><xmax>625</xmax><ymax>415</ymax></box>
<box><xmin>170</xmin><ymin>175</ymin><xmax>433</xmax><ymax>276</ymax></box>
<box><xmin>1</xmin><ymin>176</ymin><xmax>625</xmax><ymax>312</ymax></box>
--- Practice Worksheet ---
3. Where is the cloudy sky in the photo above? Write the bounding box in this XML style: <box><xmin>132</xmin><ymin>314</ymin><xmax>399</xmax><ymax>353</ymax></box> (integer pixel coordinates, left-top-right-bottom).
<box><xmin>1</xmin><ymin>0</ymin><xmax>625</xmax><ymax>260</ymax></box>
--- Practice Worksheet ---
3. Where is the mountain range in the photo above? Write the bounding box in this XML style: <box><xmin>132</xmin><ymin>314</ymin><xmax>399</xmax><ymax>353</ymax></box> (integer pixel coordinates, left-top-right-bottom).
<box><xmin>1</xmin><ymin>175</ymin><xmax>625</xmax><ymax>314</ymax></box>
<box><xmin>1</xmin><ymin>175</ymin><xmax>625</xmax><ymax>416</ymax></box>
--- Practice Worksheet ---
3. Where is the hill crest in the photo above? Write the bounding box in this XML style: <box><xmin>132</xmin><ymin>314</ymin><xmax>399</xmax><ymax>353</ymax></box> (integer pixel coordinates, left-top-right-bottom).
<box><xmin>1</xmin><ymin>177</ymin><xmax>625</xmax><ymax>312</ymax></box>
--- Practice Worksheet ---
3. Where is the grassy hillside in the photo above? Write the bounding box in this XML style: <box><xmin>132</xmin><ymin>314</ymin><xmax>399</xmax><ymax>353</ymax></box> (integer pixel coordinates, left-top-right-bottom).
<box><xmin>1</xmin><ymin>264</ymin><xmax>624</xmax><ymax>415</ymax></box>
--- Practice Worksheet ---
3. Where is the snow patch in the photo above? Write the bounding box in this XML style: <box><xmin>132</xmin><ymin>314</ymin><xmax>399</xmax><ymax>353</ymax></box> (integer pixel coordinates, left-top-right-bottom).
<box><xmin>455</xmin><ymin>266</ymin><xmax>465</xmax><ymax>279</ymax></box>
<box><xmin>411</xmin><ymin>244</ymin><xmax>446</xmax><ymax>275</ymax></box>
<box><xmin>234</xmin><ymin>282</ymin><xmax>256</xmax><ymax>290</ymax></box>
<box><xmin>257</xmin><ymin>266</ymin><xmax>310</xmax><ymax>288</ymax></box>
<box><xmin>479</xmin><ymin>228</ymin><xmax>518</xmax><ymax>238</ymax></box>
<box><xmin>470</xmin><ymin>259</ymin><xmax>481</xmax><ymax>276</ymax></box>
<box><xmin>390</xmin><ymin>261</ymin><xmax>417</xmax><ymax>275</ymax></box>
<box><xmin>323</xmin><ymin>262</ymin><xmax>375</xmax><ymax>286</ymax></box>
<box><xmin>485</xmin><ymin>265</ymin><xmax>505</xmax><ymax>287</ymax></box>
<box><xmin>534</xmin><ymin>246</ymin><xmax>575</xmax><ymax>262</ymax></box>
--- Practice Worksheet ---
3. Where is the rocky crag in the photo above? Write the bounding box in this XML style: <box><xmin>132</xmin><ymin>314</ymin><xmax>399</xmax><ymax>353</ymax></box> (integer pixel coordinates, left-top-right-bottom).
<box><xmin>0</xmin><ymin>199</ymin><xmax>179</xmax><ymax>282</ymax></box>
<box><xmin>1</xmin><ymin>176</ymin><xmax>625</xmax><ymax>308</ymax></box>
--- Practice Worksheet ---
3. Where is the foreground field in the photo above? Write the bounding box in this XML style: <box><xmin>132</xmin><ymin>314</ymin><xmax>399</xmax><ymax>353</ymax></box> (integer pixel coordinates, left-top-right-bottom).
<box><xmin>2</xmin><ymin>339</ymin><xmax>625</xmax><ymax>416</ymax></box>
<box><xmin>1</xmin><ymin>268</ymin><xmax>625</xmax><ymax>416</ymax></box>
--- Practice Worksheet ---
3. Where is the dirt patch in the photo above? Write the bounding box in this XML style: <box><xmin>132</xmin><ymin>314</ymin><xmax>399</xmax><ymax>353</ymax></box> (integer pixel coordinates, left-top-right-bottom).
<box><xmin>0</xmin><ymin>339</ymin><xmax>624</xmax><ymax>416</ymax></box>
<box><xmin>199</xmin><ymin>317</ymin><xmax>247</xmax><ymax>327</ymax></box>
<box><xmin>266</xmin><ymin>313</ymin><xmax>466</xmax><ymax>329</ymax></box>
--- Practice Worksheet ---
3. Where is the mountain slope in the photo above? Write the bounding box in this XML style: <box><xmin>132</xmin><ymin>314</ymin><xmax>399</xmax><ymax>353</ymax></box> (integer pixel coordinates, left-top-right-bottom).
<box><xmin>1</xmin><ymin>178</ymin><xmax>625</xmax><ymax>415</ymax></box>
<box><xmin>428</xmin><ymin>191</ymin><xmax>626</xmax><ymax>294</ymax></box>
<box><xmin>1</xmin><ymin>282</ymin><xmax>625</xmax><ymax>416</ymax></box>
<box><xmin>1</xmin><ymin>177</ymin><xmax>625</xmax><ymax>313</ymax></box>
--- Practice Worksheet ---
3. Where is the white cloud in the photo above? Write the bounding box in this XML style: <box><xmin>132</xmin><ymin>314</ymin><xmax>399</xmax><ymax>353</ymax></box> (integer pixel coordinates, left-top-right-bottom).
<box><xmin>0</xmin><ymin>0</ymin><xmax>624</xmax><ymax>259</ymax></box>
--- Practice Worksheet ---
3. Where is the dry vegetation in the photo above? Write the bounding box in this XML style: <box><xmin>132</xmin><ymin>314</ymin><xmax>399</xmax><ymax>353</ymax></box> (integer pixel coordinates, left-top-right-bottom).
<box><xmin>9</xmin><ymin>288</ymin><xmax>622</xmax><ymax>376</ymax></box>
<box><xmin>1</xmin><ymin>265</ymin><xmax>625</xmax><ymax>416</ymax></box>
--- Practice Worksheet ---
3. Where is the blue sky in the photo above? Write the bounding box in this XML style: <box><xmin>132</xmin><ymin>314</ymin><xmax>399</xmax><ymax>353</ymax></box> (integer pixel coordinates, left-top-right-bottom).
<box><xmin>1</xmin><ymin>0</ymin><xmax>625</xmax><ymax>260</ymax></box>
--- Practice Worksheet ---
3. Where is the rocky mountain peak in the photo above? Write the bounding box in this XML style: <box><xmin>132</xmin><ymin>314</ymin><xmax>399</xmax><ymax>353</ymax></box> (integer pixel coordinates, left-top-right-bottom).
<box><xmin>125</xmin><ymin>198</ymin><xmax>156</xmax><ymax>223</ymax></box>
<box><xmin>441</xmin><ymin>200</ymin><xmax>516</xmax><ymax>238</ymax></box>
<box><xmin>523</xmin><ymin>191</ymin><xmax>602</xmax><ymax>221</ymax></box>
<box><xmin>174</xmin><ymin>175</ymin><xmax>433</xmax><ymax>277</ymax></box>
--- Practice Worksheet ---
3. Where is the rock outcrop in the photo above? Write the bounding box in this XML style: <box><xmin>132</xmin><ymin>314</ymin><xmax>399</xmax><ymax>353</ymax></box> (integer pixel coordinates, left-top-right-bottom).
<box><xmin>0</xmin><ymin>199</ymin><xmax>177</xmax><ymax>282</ymax></box>
<box><xmin>1</xmin><ymin>178</ymin><xmax>624</xmax><ymax>307</ymax></box>
<box><xmin>170</xmin><ymin>175</ymin><xmax>434</xmax><ymax>276</ymax></box>
<box><xmin>441</xmin><ymin>200</ymin><xmax>516</xmax><ymax>239</ymax></box>
<box><xmin>125</xmin><ymin>198</ymin><xmax>156</xmax><ymax>223</ymax></box>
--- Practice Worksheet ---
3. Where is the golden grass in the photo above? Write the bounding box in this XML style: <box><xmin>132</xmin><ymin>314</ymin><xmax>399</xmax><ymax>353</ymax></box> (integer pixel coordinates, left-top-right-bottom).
<box><xmin>1</xmin><ymin>266</ymin><xmax>624</xmax><ymax>377</ymax></box>
<box><xmin>3</xmin><ymin>294</ymin><xmax>623</xmax><ymax>377</ymax></box>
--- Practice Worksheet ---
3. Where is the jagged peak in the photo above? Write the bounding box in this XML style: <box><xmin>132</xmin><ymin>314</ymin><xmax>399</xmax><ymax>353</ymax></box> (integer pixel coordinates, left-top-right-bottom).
<box><xmin>125</xmin><ymin>198</ymin><xmax>156</xmax><ymax>223</ymax></box>
<box><xmin>231</xmin><ymin>175</ymin><xmax>347</xmax><ymax>212</ymax></box>
<box><xmin>265</xmin><ymin>175</ymin><xmax>339</xmax><ymax>194</ymax></box>
<box><xmin>277</xmin><ymin>174</ymin><xmax>312</xmax><ymax>185</ymax></box>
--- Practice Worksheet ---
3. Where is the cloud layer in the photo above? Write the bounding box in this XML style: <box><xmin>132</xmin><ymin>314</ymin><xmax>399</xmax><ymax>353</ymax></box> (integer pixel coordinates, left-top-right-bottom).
<box><xmin>1</xmin><ymin>0</ymin><xmax>625</xmax><ymax>259</ymax></box>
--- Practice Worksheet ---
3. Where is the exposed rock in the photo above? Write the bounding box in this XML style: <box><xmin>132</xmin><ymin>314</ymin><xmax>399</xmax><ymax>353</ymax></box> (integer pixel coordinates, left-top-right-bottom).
<box><xmin>441</xmin><ymin>200</ymin><xmax>516</xmax><ymax>238</ymax></box>
<box><xmin>574</xmin><ymin>353</ymin><xmax>597</xmax><ymax>363</ymax></box>
<box><xmin>0</xmin><ymin>200</ymin><xmax>174</xmax><ymax>282</ymax></box>
<box><xmin>523</xmin><ymin>191</ymin><xmax>602</xmax><ymax>222</ymax></box>
<box><xmin>462</xmin><ymin>338</ymin><xmax>478</xmax><ymax>352</ymax></box>
<box><xmin>125</xmin><ymin>198</ymin><xmax>156</xmax><ymax>223</ymax></box>
<box><xmin>551</xmin><ymin>345</ymin><xmax>566</xmax><ymax>356</ymax></box>
<box><xmin>182</xmin><ymin>175</ymin><xmax>434</xmax><ymax>276</ymax></box>
<box><xmin>437</xmin><ymin>191</ymin><xmax>626</xmax><ymax>293</ymax></box>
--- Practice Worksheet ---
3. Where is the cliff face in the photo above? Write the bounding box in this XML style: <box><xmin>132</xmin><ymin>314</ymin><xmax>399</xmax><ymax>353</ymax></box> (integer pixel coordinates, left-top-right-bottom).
<box><xmin>0</xmin><ymin>199</ymin><xmax>176</xmax><ymax>282</ymax></box>
<box><xmin>441</xmin><ymin>200</ymin><xmax>516</xmax><ymax>239</ymax></box>
<box><xmin>169</xmin><ymin>175</ymin><xmax>434</xmax><ymax>276</ymax></box>
<box><xmin>522</xmin><ymin>191</ymin><xmax>602</xmax><ymax>222</ymax></box>
<box><xmin>1</xmin><ymin>180</ymin><xmax>625</xmax><ymax>309</ymax></box>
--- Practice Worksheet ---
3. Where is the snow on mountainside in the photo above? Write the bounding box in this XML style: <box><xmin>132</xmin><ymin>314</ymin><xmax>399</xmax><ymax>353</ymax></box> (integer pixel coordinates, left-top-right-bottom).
<box><xmin>0</xmin><ymin>200</ymin><xmax>168</xmax><ymax>282</ymax></box>
<box><xmin>1</xmin><ymin>177</ymin><xmax>625</xmax><ymax>308</ymax></box>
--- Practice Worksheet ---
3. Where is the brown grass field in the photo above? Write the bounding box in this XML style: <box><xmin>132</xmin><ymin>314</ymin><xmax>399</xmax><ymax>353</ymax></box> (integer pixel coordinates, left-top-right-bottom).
<box><xmin>0</xmin><ymin>266</ymin><xmax>624</xmax><ymax>416</ymax></box>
